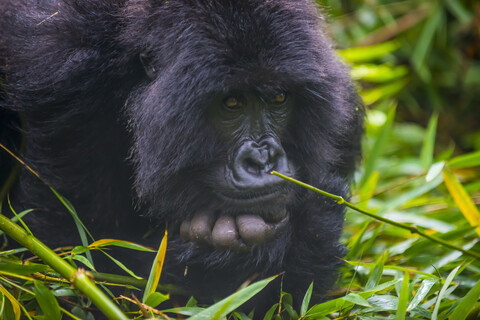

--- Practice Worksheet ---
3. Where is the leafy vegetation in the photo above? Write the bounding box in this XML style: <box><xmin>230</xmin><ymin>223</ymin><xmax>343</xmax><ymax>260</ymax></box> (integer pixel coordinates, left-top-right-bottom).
<box><xmin>1</xmin><ymin>0</ymin><xmax>479</xmax><ymax>319</ymax></box>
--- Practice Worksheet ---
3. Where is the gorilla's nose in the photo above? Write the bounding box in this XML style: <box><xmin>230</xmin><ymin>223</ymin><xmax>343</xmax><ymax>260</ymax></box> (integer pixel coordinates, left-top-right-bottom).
<box><xmin>232</xmin><ymin>137</ymin><xmax>291</xmax><ymax>189</ymax></box>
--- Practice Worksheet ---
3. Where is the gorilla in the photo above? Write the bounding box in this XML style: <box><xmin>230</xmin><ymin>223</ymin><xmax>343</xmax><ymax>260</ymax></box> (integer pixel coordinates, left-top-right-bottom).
<box><xmin>0</xmin><ymin>0</ymin><xmax>362</xmax><ymax>311</ymax></box>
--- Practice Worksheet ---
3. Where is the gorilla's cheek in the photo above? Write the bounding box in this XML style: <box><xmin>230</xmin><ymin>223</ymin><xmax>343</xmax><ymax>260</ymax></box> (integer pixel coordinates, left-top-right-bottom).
<box><xmin>179</xmin><ymin>209</ymin><xmax>289</xmax><ymax>251</ymax></box>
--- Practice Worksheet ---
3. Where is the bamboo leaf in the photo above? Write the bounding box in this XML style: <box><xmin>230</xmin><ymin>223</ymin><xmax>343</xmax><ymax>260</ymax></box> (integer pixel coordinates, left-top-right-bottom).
<box><xmin>449</xmin><ymin>151</ymin><xmax>480</xmax><ymax>169</ymax></box>
<box><xmin>449</xmin><ymin>279</ymin><xmax>480</xmax><ymax>320</ymax></box>
<box><xmin>407</xmin><ymin>279</ymin><xmax>437</xmax><ymax>311</ymax></box>
<box><xmin>412</xmin><ymin>7</ymin><xmax>442</xmax><ymax>81</ymax></box>
<box><xmin>365</xmin><ymin>251</ymin><xmax>388</xmax><ymax>290</ymax></box>
<box><xmin>34</xmin><ymin>280</ymin><xmax>62</xmax><ymax>320</ymax></box>
<box><xmin>432</xmin><ymin>265</ymin><xmax>461</xmax><ymax>320</ymax></box>
<box><xmin>443</xmin><ymin>167</ymin><xmax>480</xmax><ymax>236</ymax></box>
<box><xmin>187</xmin><ymin>275</ymin><xmax>277</xmax><ymax>320</ymax></box>
<box><xmin>361</xmin><ymin>106</ymin><xmax>396</xmax><ymax>186</ymax></box>
<box><xmin>143</xmin><ymin>229</ymin><xmax>168</xmax><ymax>303</ymax></box>
<box><xmin>144</xmin><ymin>292</ymin><xmax>169</xmax><ymax>308</ymax></box>
<box><xmin>420</xmin><ymin>113</ymin><xmax>438</xmax><ymax>169</ymax></box>
<box><xmin>339</xmin><ymin>41</ymin><xmax>401</xmax><ymax>63</ymax></box>
<box><xmin>300</xmin><ymin>282</ymin><xmax>313</xmax><ymax>316</ymax></box>
<box><xmin>350</xmin><ymin>64</ymin><xmax>408</xmax><ymax>83</ymax></box>
<box><xmin>89</xmin><ymin>239</ymin><xmax>156</xmax><ymax>252</ymax></box>
<box><xmin>360</xmin><ymin>79</ymin><xmax>408</xmax><ymax>105</ymax></box>
<box><xmin>395</xmin><ymin>272</ymin><xmax>410</xmax><ymax>320</ymax></box>
<box><xmin>0</xmin><ymin>284</ymin><xmax>21</xmax><ymax>320</ymax></box>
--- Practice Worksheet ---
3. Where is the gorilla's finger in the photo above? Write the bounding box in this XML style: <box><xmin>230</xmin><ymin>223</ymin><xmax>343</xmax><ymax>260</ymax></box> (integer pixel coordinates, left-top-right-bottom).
<box><xmin>211</xmin><ymin>215</ymin><xmax>239</xmax><ymax>248</ymax></box>
<box><xmin>189</xmin><ymin>211</ymin><xmax>214</xmax><ymax>243</ymax></box>
<box><xmin>236</xmin><ymin>214</ymin><xmax>271</xmax><ymax>246</ymax></box>
<box><xmin>180</xmin><ymin>219</ymin><xmax>191</xmax><ymax>241</ymax></box>
<box><xmin>262</xmin><ymin>207</ymin><xmax>287</xmax><ymax>223</ymax></box>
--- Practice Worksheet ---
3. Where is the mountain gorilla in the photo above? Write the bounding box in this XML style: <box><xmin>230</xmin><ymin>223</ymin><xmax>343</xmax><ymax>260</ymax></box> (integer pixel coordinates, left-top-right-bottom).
<box><xmin>0</xmin><ymin>0</ymin><xmax>362</xmax><ymax>311</ymax></box>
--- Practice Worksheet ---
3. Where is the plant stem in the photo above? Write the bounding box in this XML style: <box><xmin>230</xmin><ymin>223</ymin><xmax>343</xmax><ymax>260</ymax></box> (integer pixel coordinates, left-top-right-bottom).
<box><xmin>0</xmin><ymin>213</ymin><xmax>129</xmax><ymax>320</ymax></box>
<box><xmin>271</xmin><ymin>171</ymin><xmax>480</xmax><ymax>260</ymax></box>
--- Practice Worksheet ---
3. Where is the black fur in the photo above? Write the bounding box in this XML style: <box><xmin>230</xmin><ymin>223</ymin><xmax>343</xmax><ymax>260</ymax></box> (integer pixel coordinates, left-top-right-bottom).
<box><xmin>0</xmin><ymin>0</ymin><xmax>362</xmax><ymax>312</ymax></box>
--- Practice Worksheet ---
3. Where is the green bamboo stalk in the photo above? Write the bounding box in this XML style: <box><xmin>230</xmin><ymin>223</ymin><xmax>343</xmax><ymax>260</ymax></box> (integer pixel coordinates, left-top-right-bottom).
<box><xmin>0</xmin><ymin>213</ymin><xmax>129</xmax><ymax>320</ymax></box>
<box><xmin>271</xmin><ymin>171</ymin><xmax>480</xmax><ymax>260</ymax></box>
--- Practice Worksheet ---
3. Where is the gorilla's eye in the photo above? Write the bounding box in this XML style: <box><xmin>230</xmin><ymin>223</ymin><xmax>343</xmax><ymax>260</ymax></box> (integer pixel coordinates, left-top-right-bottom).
<box><xmin>273</xmin><ymin>92</ymin><xmax>287</xmax><ymax>104</ymax></box>
<box><xmin>224</xmin><ymin>97</ymin><xmax>241</xmax><ymax>109</ymax></box>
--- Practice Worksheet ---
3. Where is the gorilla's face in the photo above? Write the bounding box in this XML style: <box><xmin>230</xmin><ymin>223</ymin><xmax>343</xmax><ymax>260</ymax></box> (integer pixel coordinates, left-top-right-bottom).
<box><xmin>128</xmin><ymin>1</ymin><xmax>360</xmax><ymax>261</ymax></box>
<box><xmin>177</xmin><ymin>89</ymin><xmax>296</xmax><ymax>250</ymax></box>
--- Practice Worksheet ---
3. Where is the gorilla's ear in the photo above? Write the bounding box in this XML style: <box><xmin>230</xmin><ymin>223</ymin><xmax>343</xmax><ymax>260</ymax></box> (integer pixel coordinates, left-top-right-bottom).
<box><xmin>139</xmin><ymin>53</ymin><xmax>156</xmax><ymax>80</ymax></box>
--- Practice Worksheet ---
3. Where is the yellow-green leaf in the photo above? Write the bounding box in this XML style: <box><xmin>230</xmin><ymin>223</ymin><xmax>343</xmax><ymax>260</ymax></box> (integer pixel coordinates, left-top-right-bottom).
<box><xmin>0</xmin><ymin>284</ymin><xmax>21</xmax><ymax>320</ymax></box>
<box><xmin>143</xmin><ymin>229</ymin><xmax>168</xmax><ymax>303</ymax></box>
<box><xmin>89</xmin><ymin>239</ymin><xmax>156</xmax><ymax>252</ymax></box>
<box><xmin>443</xmin><ymin>167</ymin><xmax>480</xmax><ymax>236</ymax></box>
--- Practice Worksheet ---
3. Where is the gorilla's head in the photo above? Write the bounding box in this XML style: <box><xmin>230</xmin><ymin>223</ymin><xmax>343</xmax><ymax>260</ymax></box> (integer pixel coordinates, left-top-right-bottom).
<box><xmin>122</xmin><ymin>0</ymin><xmax>362</xmax><ymax>271</ymax></box>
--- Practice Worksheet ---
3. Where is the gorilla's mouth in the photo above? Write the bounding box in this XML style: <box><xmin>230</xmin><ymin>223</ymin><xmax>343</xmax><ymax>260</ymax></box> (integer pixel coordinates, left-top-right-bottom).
<box><xmin>179</xmin><ymin>209</ymin><xmax>289</xmax><ymax>251</ymax></box>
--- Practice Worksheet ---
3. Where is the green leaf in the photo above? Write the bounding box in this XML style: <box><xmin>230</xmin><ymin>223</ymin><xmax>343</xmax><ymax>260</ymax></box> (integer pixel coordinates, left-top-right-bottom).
<box><xmin>187</xmin><ymin>275</ymin><xmax>277</xmax><ymax>320</ymax></box>
<box><xmin>100</xmin><ymin>250</ymin><xmax>141</xmax><ymax>279</ymax></box>
<box><xmin>395</xmin><ymin>272</ymin><xmax>410</xmax><ymax>320</ymax></box>
<box><xmin>365</xmin><ymin>252</ymin><xmax>388</xmax><ymax>290</ymax></box>
<box><xmin>0</xmin><ymin>283</ymin><xmax>21</xmax><ymax>320</ymax></box>
<box><xmin>71</xmin><ymin>255</ymin><xmax>96</xmax><ymax>271</ymax></box>
<box><xmin>144</xmin><ymin>292</ymin><xmax>169</xmax><ymax>308</ymax></box>
<box><xmin>0</xmin><ymin>259</ymin><xmax>48</xmax><ymax>275</ymax></box>
<box><xmin>432</xmin><ymin>265</ymin><xmax>461</xmax><ymax>320</ymax></box>
<box><xmin>50</xmin><ymin>188</ymin><xmax>94</xmax><ymax>266</ymax></box>
<box><xmin>339</xmin><ymin>41</ymin><xmax>401</xmax><ymax>63</ymax></box>
<box><xmin>342</xmin><ymin>293</ymin><xmax>371</xmax><ymax>307</ymax></box>
<box><xmin>407</xmin><ymin>279</ymin><xmax>437</xmax><ymax>311</ymax></box>
<box><xmin>449</xmin><ymin>279</ymin><xmax>480</xmax><ymax>320</ymax></box>
<box><xmin>34</xmin><ymin>281</ymin><xmax>61</xmax><ymax>320</ymax></box>
<box><xmin>300</xmin><ymin>282</ymin><xmax>313</xmax><ymax>316</ymax></box>
<box><xmin>0</xmin><ymin>209</ymin><xmax>34</xmax><ymax>237</ymax></box>
<box><xmin>443</xmin><ymin>167</ymin><xmax>480</xmax><ymax>236</ymax></box>
<box><xmin>143</xmin><ymin>229</ymin><xmax>168</xmax><ymax>303</ymax></box>
<box><xmin>262</xmin><ymin>303</ymin><xmax>278</xmax><ymax>320</ymax></box>
<box><xmin>449</xmin><ymin>151</ymin><xmax>480</xmax><ymax>169</ymax></box>
<box><xmin>361</xmin><ymin>106</ymin><xmax>396</xmax><ymax>186</ymax></box>
<box><xmin>360</xmin><ymin>79</ymin><xmax>408</xmax><ymax>105</ymax></box>
<box><xmin>89</xmin><ymin>239</ymin><xmax>156</xmax><ymax>252</ymax></box>
<box><xmin>350</xmin><ymin>64</ymin><xmax>408</xmax><ymax>83</ymax></box>
<box><xmin>358</xmin><ymin>171</ymin><xmax>379</xmax><ymax>210</ymax></box>
<box><xmin>445</xmin><ymin>0</ymin><xmax>472</xmax><ymax>23</ymax></box>
<box><xmin>161</xmin><ymin>307</ymin><xmax>204</xmax><ymax>316</ymax></box>
<box><xmin>411</xmin><ymin>6</ymin><xmax>441</xmax><ymax>81</ymax></box>
<box><xmin>420</xmin><ymin>113</ymin><xmax>438</xmax><ymax>169</ymax></box>
<box><xmin>381</xmin><ymin>173</ymin><xmax>443</xmax><ymax>213</ymax></box>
